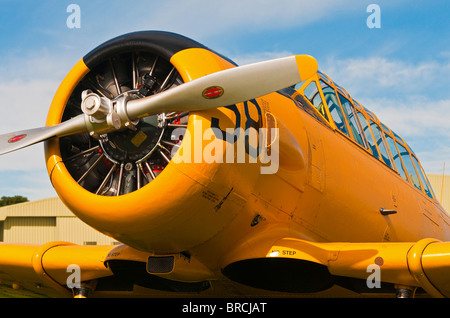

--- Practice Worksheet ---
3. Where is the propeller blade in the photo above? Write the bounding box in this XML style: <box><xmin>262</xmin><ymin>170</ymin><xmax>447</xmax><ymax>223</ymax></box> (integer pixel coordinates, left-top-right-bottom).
<box><xmin>126</xmin><ymin>55</ymin><xmax>318</xmax><ymax>119</ymax></box>
<box><xmin>0</xmin><ymin>115</ymin><xmax>87</xmax><ymax>155</ymax></box>
<box><xmin>0</xmin><ymin>54</ymin><xmax>317</xmax><ymax>156</ymax></box>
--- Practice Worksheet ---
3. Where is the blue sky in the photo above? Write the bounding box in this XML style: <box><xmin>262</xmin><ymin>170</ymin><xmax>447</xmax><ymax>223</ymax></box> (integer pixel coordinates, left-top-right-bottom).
<box><xmin>0</xmin><ymin>0</ymin><xmax>449</xmax><ymax>200</ymax></box>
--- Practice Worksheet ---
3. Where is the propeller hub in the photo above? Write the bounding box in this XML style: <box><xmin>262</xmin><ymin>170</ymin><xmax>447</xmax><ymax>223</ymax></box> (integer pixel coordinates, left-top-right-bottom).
<box><xmin>81</xmin><ymin>90</ymin><xmax>112</xmax><ymax>120</ymax></box>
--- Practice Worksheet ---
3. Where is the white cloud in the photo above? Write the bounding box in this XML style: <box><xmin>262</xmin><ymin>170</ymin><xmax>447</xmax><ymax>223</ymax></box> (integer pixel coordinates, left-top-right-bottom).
<box><xmin>231</xmin><ymin>50</ymin><xmax>294</xmax><ymax>65</ymax></box>
<box><xmin>0</xmin><ymin>48</ymin><xmax>78</xmax><ymax>131</ymax></box>
<box><xmin>320</xmin><ymin>55</ymin><xmax>450</xmax><ymax>175</ymax></box>
<box><xmin>357</xmin><ymin>96</ymin><xmax>450</xmax><ymax>136</ymax></box>
<box><xmin>0</xmin><ymin>76</ymin><xmax>57</xmax><ymax>199</ymax></box>
<box><xmin>0</xmin><ymin>79</ymin><xmax>58</xmax><ymax>131</ymax></box>
<box><xmin>322</xmin><ymin>56</ymin><xmax>450</xmax><ymax>98</ymax></box>
<box><xmin>320</xmin><ymin>56</ymin><xmax>450</xmax><ymax>134</ymax></box>
<box><xmin>0</xmin><ymin>160</ymin><xmax>57</xmax><ymax>200</ymax></box>
<box><xmin>88</xmin><ymin>0</ymin><xmax>360</xmax><ymax>42</ymax></box>
<box><xmin>0</xmin><ymin>52</ymin><xmax>70</xmax><ymax>200</ymax></box>
<box><xmin>358</xmin><ymin>96</ymin><xmax>450</xmax><ymax>174</ymax></box>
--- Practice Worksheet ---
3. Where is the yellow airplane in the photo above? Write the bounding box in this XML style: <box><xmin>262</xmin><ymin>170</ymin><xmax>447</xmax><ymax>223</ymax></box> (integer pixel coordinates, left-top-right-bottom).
<box><xmin>0</xmin><ymin>31</ymin><xmax>449</xmax><ymax>299</ymax></box>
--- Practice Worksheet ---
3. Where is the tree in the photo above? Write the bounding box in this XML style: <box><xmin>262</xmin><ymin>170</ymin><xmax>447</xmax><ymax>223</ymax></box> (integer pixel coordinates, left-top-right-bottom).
<box><xmin>0</xmin><ymin>195</ymin><xmax>29</xmax><ymax>207</ymax></box>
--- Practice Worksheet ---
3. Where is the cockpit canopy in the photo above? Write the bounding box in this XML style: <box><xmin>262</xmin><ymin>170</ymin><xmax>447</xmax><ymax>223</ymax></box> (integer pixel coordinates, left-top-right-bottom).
<box><xmin>286</xmin><ymin>70</ymin><xmax>435</xmax><ymax>200</ymax></box>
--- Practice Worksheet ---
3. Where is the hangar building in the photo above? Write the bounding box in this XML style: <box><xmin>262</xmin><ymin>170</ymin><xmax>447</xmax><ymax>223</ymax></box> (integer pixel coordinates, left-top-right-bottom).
<box><xmin>0</xmin><ymin>197</ymin><xmax>118</xmax><ymax>245</ymax></box>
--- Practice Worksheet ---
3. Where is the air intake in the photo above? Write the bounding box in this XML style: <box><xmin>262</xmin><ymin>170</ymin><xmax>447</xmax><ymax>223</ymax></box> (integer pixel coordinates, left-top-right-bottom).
<box><xmin>147</xmin><ymin>256</ymin><xmax>175</xmax><ymax>274</ymax></box>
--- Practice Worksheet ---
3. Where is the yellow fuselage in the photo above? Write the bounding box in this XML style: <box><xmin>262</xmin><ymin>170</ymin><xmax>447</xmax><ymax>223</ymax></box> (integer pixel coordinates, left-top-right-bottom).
<box><xmin>43</xmin><ymin>45</ymin><xmax>449</xmax><ymax>294</ymax></box>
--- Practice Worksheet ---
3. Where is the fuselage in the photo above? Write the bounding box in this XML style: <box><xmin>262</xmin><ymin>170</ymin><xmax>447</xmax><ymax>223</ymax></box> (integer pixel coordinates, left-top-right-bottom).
<box><xmin>43</xmin><ymin>31</ymin><xmax>449</xmax><ymax>285</ymax></box>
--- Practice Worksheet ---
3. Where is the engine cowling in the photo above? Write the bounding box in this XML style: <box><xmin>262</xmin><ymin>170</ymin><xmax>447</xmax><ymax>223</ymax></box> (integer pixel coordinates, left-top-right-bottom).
<box><xmin>44</xmin><ymin>31</ymin><xmax>255</xmax><ymax>253</ymax></box>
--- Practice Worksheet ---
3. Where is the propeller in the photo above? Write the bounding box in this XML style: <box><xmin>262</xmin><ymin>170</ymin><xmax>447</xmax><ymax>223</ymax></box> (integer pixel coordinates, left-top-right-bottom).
<box><xmin>0</xmin><ymin>55</ymin><xmax>317</xmax><ymax>156</ymax></box>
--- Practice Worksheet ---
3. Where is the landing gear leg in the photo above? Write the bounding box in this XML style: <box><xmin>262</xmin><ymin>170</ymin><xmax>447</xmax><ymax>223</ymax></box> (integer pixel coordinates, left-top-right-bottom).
<box><xmin>72</xmin><ymin>281</ymin><xmax>97</xmax><ymax>298</ymax></box>
<box><xmin>395</xmin><ymin>285</ymin><xmax>414</xmax><ymax>298</ymax></box>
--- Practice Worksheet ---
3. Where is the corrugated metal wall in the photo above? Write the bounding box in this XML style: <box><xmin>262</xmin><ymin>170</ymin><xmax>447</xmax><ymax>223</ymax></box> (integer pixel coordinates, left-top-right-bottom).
<box><xmin>56</xmin><ymin>217</ymin><xmax>117</xmax><ymax>245</ymax></box>
<box><xmin>3</xmin><ymin>217</ymin><xmax>56</xmax><ymax>244</ymax></box>
<box><xmin>0</xmin><ymin>197</ymin><xmax>117</xmax><ymax>245</ymax></box>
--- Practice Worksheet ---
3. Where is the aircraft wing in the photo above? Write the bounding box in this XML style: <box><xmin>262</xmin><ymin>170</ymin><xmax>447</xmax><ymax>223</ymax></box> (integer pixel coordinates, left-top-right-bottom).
<box><xmin>0</xmin><ymin>242</ymin><xmax>114</xmax><ymax>297</ymax></box>
<box><xmin>223</xmin><ymin>237</ymin><xmax>450</xmax><ymax>298</ymax></box>
<box><xmin>273</xmin><ymin>238</ymin><xmax>450</xmax><ymax>297</ymax></box>
<box><xmin>1</xmin><ymin>238</ymin><xmax>449</xmax><ymax>298</ymax></box>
